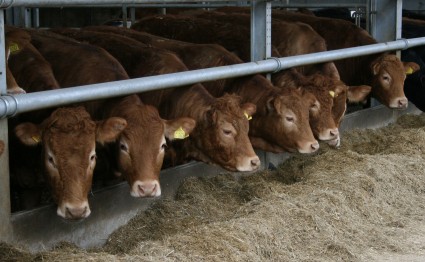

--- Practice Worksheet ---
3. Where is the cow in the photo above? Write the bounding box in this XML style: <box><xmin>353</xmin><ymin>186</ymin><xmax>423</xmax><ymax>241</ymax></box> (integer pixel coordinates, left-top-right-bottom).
<box><xmin>399</xmin><ymin>17</ymin><xmax>425</xmax><ymax>111</ymax></box>
<box><xmin>216</xmin><ymin>7</ymin><xmax>420</xmax><ymax>109</ymax></box>
<box><xmin>4</xmin><ymin>30</ymin><xmax>27</xmax><ymax>94</ymax></box>
<box><xmin>14</xmin><ymin>106</ymin><xmax>127</xmax><ymax>218</ymax></box>
<box><xmin>130</xmin><ymin>14</ymin><xmax>282</xmax><ymax>62</ymax></box>
<box><xmin>15</xmin><ymin>28</ymin><xmax>196</xmax><ymax>218</ymax></box>
<box><xmin>130</xmin><ymin>17</ymin><xmax>371</xmax><ymax>147</ymax></box>
<box><xmin>49</xmin><ymin>27</ymin><xmax>261</xmax><ymax>171</ymax></box>
<box><xmin>186</xmin><ymin>11</ymin><xmax>340</xmax><ymax>79</ymax></box>
<box><xmin>4</xmin><ymin>27</ymin><xmax>129</xmax><ymax>218</ymax></box>
<box><xmin>80</xmin><ymin>25</ymin><xmax>320</xmax><ymax>154</ymax></box>
<box><xmin>274</xmin><ymin>69</ymin><xmax>371</xmax><ymax>147</ymax></box>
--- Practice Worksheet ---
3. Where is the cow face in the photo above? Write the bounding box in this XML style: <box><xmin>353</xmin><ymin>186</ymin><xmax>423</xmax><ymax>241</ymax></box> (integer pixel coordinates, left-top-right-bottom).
<box><xmin>274</xmin><ymin>71</ymin><xmax>342</xmax><ymax>143</ymax></box>
<box><xmin>250</xmin><ymin>88</ymin><xmax>319</xmax><ymax>154</ymax></box>
<box><xmin>191</xmin><ymin>94</ymin><xmax>260</xmax><ymax>172</ymax></box>
<box><xmin>370</xmin><ymin>54</ymin><xmax>420</xmax><ymax>109</ymax></box>
<box><xmin>14</xmin><ymin>107</ymin><xmax>127</xmax><ymax>220</ymax></box>
<box><xmin>115</xmin><ymin>104</ymin><xmax>196</xmax><ymax>197</ymax></box>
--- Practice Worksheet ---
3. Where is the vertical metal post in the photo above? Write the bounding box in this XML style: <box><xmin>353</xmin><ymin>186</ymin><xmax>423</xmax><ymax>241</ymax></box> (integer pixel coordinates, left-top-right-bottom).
<box><xmin>369</xmin><ymin>0</ymin><xmax>399</xmax><ymax>107</ymax></box>
<box><xmin>250</xmin><ymin>0</ymin><xmax>271</xmax><ymax>62</ymax></box>
<box><xmin>130</xmin><ymin>7</ymin><xmax>135</xmax><ymax>25</ymax></box>
<box><xmin>122</xmin><ymin>5</ymin><xmax>128</xmax><ymax>28</ymax></box>
<box><xmin>0</xmin><ymin>9</ymin><xmax>12</xmax><ymax>243</ymax></box>
<box><xmin>32</xmin><ymin>8</ymin><xmax>39</xmax><ymax>28</ymax></box>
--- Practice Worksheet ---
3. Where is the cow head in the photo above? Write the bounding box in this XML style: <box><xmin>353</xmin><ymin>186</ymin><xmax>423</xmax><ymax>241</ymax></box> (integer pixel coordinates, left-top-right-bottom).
<box><xmin>370</xmin><ymin>54</ymin><xmax>420</xmax><ymax>109</ymax></box>
<box><xmin>274</xmin><ymin>70</ymin><xmax>342</xmax><ymax>142</ymax></box>
<box><xmin>249</xmin><ymin>87</ymin><xmax>319</xmax><ymax>154</ymax></box>
<box><xmin>189</xmin><ymin>93</ymin><xmax>260</xmax><ymax>172</ymax></box>
<box><xmin>14</xmin><ymin>106</ymin><xmax>127</xmax><ymax>220</ymax></box>
<box><xmin>113</xmin><ymin>103</ymin><xmax>196</xmax><ymax>198</ymax></box>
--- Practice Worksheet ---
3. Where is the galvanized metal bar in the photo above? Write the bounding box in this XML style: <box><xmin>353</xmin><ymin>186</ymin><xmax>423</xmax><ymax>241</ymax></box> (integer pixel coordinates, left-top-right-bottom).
<box><xmin>0</xmin><ymin>9</ymin><xmax>12</xmax><ymax>244</ymax></box>
<box><xmin>0</xmin><ymin>0</ymin><xmax>241</xmax><ymax>8</ymax></box>
<box><xmin>250</xmin><ymin>0</ymin><xmax>269</xmax><ymax>62</ymax></box>
<box><xmin>1</xmin><ymin>36</ymin><xmax>425</xmax><ymax>118</ymax></box>
<box><xmin>0</xmin><ymin>0</ymin><xmax>369</xmax><ymax>8</ymax></box>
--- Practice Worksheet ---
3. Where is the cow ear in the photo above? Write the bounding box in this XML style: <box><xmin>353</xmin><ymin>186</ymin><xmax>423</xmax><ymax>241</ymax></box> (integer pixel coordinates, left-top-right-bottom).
<box><xmin>403</xmin><ymin>61</ymin><xmax>420</xmax><ymax>75</ymax></box>
<box><xmin>347</xmin><ymin>85</ymin><xmax>372</xmax><ymax>103</ymax></box>
<box><xmin>241</xmin><ymin>102</ymin><xmax>256</xmax><ymax>118</ymax></box>
<box><xmin>266</xmin><ymin>97</ymin><xmax>277</xmax><ymax>113</ymax></box>
<box><xmin>322</xmin><ymin>62</ymin><xmax>341</xmax><ymax>80</ymax></box>
<box><xmin>206</xmin><ymin>109</ymin><xmax>217</xmax><ymax>124</ymax></box>
<box><xmin>370</xmin><ymin>60</ymin><xmax>381</xmax><ymax>75</ymax></box>
<box><xmin>164</xmin><ymin>117</ymin><xmax>196</xmax><ymax>140</ymax></box>
<box><xmin>95</xmin><ymin>117</ymin><xmax>127</xmax><ymax>145</ymax></box>
<box><xmin>15</xmin><ymin>122</ymin><xmax>42</xmax><ymax>146</ymax></box>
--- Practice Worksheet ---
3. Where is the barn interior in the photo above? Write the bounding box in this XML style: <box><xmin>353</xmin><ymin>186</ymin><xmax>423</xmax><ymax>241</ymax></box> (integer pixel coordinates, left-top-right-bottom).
<box><xmin>1</xmin><ymin>0</ymin><xmax>425</xmax><ymax>258</ymax></box>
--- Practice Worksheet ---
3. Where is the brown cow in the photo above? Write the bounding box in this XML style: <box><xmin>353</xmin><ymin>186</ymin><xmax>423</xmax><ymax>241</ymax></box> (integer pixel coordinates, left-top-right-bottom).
<box><xmin>4</xmin><ymin>27</ymin><xmax>129</xmax><ymax>218</ymax></box>
<box><xmin>131</xmin><ymin>14</ymin><xmax>282</xmax><ymax>62</ymax></box>
<box><xmin>186</xmin><ymin>11</ymin><xmax>340</xmax><ymax>79</ymax></box>
<box><xmin>216</xmin><ymin>7</ymin><xmax>420</xmax><ymax>109</ymax></box>
<box><xmin>19</xmin><ymin>29</ymin><xmax>196</xmax><ymax>217</ymax></box>
<box><xmin>15</xmin><ymin>107</ymin><xmax>126</xmax><ymax>218</ymax></box>
<box><xmin>130</xmin><ymin>17</ymin><xmax>371</xmax><ymax>146</ymax></box>
<box><xmin>50</xmin><ymin>27</ymin><xmax>260</xmax><ymax>171</ymax></box>
<box><xmin>274</xmin><ymin>69</ymin><xmax>371</xmax><ymax>147</ymax></box>
<box><xmin>82</xmin><ymin>26</ymin><xmax>320</xmax><ymax>154</ymax></box>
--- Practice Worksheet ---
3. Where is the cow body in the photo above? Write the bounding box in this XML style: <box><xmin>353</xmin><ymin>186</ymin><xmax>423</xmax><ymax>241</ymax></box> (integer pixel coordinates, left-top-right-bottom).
<box><xmin>81</xmin><ymin>25</ymin><xmax>320</xmax><ymax>154</ymax></box>
<box><xmin>131</xmin><ymin>17</ymin><xmax>371</xmax><ymax>147</ymax></box>
<box><xmin>5</xmin><ymin>27</ymin><xmax>131</xmax><ymax>218</ymax></box>
<box><xmin>131</xmin><ymin>14</ymin><xmax>281</xmax><ymax>62</ymax></box>
<box><xmin>49</xmin><ymin>28</ymin><xmax>260</xmax><ymax>172</ymax></box>
<box><xmin>216</xmin><ymin>7</ymin><xmax>419</xmax><ymax>109</ymax></box>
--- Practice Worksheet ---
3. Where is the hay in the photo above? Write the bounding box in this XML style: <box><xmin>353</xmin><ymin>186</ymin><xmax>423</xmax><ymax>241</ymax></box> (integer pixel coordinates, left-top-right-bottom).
<box><xmin>4</xmin><ymin>113</ymin><xmax>425</xmax><ymax>261</ymax></box>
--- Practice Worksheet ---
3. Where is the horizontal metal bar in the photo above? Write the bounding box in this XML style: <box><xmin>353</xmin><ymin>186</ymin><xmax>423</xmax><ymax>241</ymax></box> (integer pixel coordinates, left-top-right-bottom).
<box><xmin>0</xmin><ymin>0</ymin><xmax>233</xmax><ymax>8</ymax></box>
<box><xmin>1</xmin><ymin>36</ymin><xmax>425</xmax><ymax>119</ymax></box>
<box><xmin>0</xmin><ymin>0</ymin><xmax>368</xmax><ymax>8</ymax></box>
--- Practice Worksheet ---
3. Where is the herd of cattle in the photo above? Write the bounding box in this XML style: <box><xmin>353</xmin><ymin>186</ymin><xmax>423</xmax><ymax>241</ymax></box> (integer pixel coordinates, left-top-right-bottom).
<box><xmin>1</xmin><ymin>7</ymin><xmax>424</xmax><ymax>220</ymax></box>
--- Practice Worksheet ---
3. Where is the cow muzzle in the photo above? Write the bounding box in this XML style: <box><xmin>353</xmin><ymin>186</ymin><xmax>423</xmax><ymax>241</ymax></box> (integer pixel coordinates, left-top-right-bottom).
<box><xmin>131</xmin><ymin>180</ymin><xmax>161</xmax><ymax>197</ymax></box>
<box><xmin>57</xmin><ymin>201</ymin><xmax>91</xmax><ymax>220</ymax></box>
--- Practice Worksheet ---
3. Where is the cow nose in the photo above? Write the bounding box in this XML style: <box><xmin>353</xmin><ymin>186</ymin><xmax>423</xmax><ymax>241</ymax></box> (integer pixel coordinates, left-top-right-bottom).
<box><xmin>131</xmin><ymin>180</ymin><xmax>161</xmax><ymax>197</ymax></box>
<box><xmin>251</xmin><ymin>157</ymin><xmax>261</xmax><ymax>169</ymax></box>
<box><xmin>398</xmin><ymin>97</ymin><xmax>408</xmax><ymax>108</ymax></box>
<box><xmin>330</xmin><ymin>128</ymin><xmax>339</xmax><ymax>138</ymax></box>
<box><xmin>311</xmin><ymin>141</ymin><xmax>320</xmax><ymax>152</ymax></box>
<box><xmin>61</xmin><ymin>202</ymin><xmax>91</xmax><ymax>220</ymax></box>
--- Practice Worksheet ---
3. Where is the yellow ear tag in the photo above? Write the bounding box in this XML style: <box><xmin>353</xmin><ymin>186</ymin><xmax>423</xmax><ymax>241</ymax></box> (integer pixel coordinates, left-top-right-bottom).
<box><xmin>329</xmin><ymin>91</ymin><xmax>335</xmax><ymax>98</ymax></box>
<box><xmin>174</xmin><ymin>126</ymin><xmax>189</xmax><ymax>139</ymax></box>
<box><xmin>31</xmin><ymin>136</ymin><xmax>41</xmax><ymax>143</ymax></box>
<box><xmin>406</xmin><ymin>67</ymin><xmax>414</xmax><ymax>75</ymax></box>
<box><xmin>9</xmin><ymin>42</ymin><xmax>20</xmax><ymax>54</ymax></box>
<box><xmin>244</xmin><ymin>112</ymin><xmax>252</xmax><ymax>120</ymax></box>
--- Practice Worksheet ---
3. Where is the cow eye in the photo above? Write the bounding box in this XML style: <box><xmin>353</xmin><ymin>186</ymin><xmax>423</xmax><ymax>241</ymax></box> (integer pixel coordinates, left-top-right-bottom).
<box><xmin>382</xmin><ymin>74</ymin><xmax>390</xmax><ymax>82</ymax></box>
<box><xmin>161</xmin><ymin>143</ymin><xmax>167</xmax><ymax>150</ymax></box>
<box><xmin>223</xmin><ymin>129</ymin><xmax>232</xmax><ymax>136</ymax></box>
<box><xmin>285</xmin><ymin>116</ymin><xmax>295</xmax><ymax>123</ymax></box>
<box><xmin>90</xmin><ymin>153</ymin><xmax>96</xmax><ymax>162</ymax></box>
<box><xmin>47</xmin><ymin>155</ymin><xmax>56</xmax><ymax>168</ymax></box>
<box><xmin>120</xmin><ymin>143</ymin><xmax>128</xmax><ymax>152</ymax></box>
